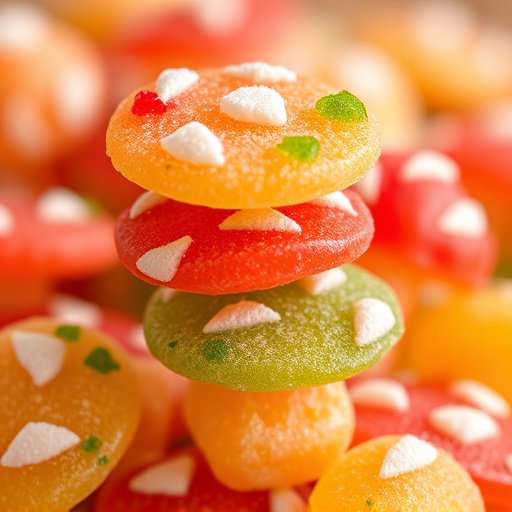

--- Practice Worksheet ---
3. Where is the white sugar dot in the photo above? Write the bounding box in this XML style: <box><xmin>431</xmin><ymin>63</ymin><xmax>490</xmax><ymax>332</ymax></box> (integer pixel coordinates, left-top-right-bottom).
<box><xmin>400</xmin><ymin>150</ymin><xmax>460</xmax><ymax>183</ymax></box>
<box><xmin>220</xmin><ymin>85</ymin><xmax>287</xmax><ymax>126</ymax></box>
<box><xmin>161</xmin><ymin>122</ymin><xmax>225</xmax><ymax>166</ymax></box>
<box><xmin>155</xmin><ymin>68</ymin><xmax>199</xmax><ymax>103</ymax></box>
<box><xmin>11</xmin><ymin>331</ymin><xmax>66</xmax><ymax>387</ymax></box>
<box><xmin>450</xmin><ymin>380</ymin><xmax>510</xmax><ymax>418</ymax></box>
<box><xmin>0</xmin><ymin>202</ymin><xmax>14</xmax><ymax>236</ymax></box>
<box><xmin>129</xmin><ymin>455</ymin><xmax>195</xmax><ymax>496</ymax></box>
<box><xmin>223</xmin><ymin>62</ymin><xmax>297</xmax><ymax>83</ymax></box>
<box><xmin>0</xmin><ymin>3</ymin><xmax>48</xmax><ymax>51</ymax></box>
<box><xmin>437</xmin><ymin>199</ymin><xmax>488</xmax><ymax>238</ymax></box>
<box><xmin>136</xmin><ymin>236</ymin><xmax>193</xmax><ymax>283</ymax></box>
<box><xmin>1</xmin><ymin>422</ymin><xmax>80</xmax><ymax>467</ymax></box>
<box><xmin>203</xmin><ymin>300</ymin><xmax>281</xmax><ymax>333</ymax></box>
<box><xmin>379</xmin><ymin>435</ymin><xmax>437</xmax><ymax>479</ymax></box>
<box><xmin>270</xmin><ymin>488</ymin><xmax>307</xmax><ymax>512</ymax></box>
<box><xmin>130</xmin><ymin>191</ymin><xmax>168</xmax><ymax>219</ymax></box>
<box><xmin>429</xmin><ymin>405</ymin><xmax>500</xmax><ymax>444</ymax></box>
<box><xmin>298</xmin><ymin>268</ymin><xmax>347</xmax><ymax>296</ymax></box>
<box><xmin>48</xmin><ymin>294</ymin><xmax>102</xmax><ymax>327</ymax></box>
<box><xmin>219</xmin><ymin>208</ymin><xmax>301</xmax><ymax>232</ymax></box>
<box><xmin>36</xmin><ymin>187</ymin><xmax>90</xmax><ymax>224</ymax></box>
<box><xmin>353</xmin><ymin>298</ymin><xmax>396</xmax><ymax>347</ymax></box>
<box><xmin>352</xmin><ymin>162</ymin><xmax>382</xmax><ymax>206</ymax></box>
<box><xmin>53</xmin><ymin>64</ymin><xmax>103</xmax><ymax>136</ymax></box>
<box><xmin>350</xmin><ymin>378</ymin><xmax>410</xmax><ymax>412</ymax></box>
<box><xmin>310</xmin><ymin>191</ymin><xmax>358</xmax><ymax>216</ymax></box>
<box><xmin>505</xmin><ymin>454</ymin><xmax>512</xmax><ymax>475</ymax></box>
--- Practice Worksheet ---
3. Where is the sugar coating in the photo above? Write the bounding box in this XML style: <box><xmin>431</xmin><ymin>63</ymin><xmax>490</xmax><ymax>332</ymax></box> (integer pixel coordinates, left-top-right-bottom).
<box><xmin>48</xmin><ymin>295</ymin><xmax>102</xmax><ymax>327</ymax></box>
<box><xmin>128</xmin><ymin>455</ymin><xmax>195</xmax><ymax>496</ymax></box>
<box><xmin>161</xmin><ymin>122</ymin><xmax>225</xmax><ymax>166</ymax></box>
<box><xmin>270</xmin><ymin>488</ymin><xmax>308</xmax><ymax>512</ymax></box>
<box><xmin>129</xmin><ymin>191</ymin><xmax>168</xmax><ymax>219</ymax></box>
<box><xmin>352</xmin><ymin>161</ymin><xmax>382</xmax><ymax>205</ymax></box>
<box><xmin>218</xmin><ymin>208</ymin><xmax>301</xmax><ymax>232</ymax></box>
<box><xmin>36</xmin><ymin>188</ymin><xmax>90</xmax><ymax>224</ymax></box>
<box><xmin>429</xmin><ymin>405</ymin><xmax>500</xmax><ymax>444</ymax></box>
<box><xmin>0</xmin><ymin>202</ymin><xmax>14</xmax><ymax>236</ymax></box>
<box><xmin>379</xmin><ymin>435</ymin><xmax>438</xmax><ymax>479</ymax></box>
<box><xmin>11</xmin><ymin>331</ymin><xmax>66</xmax><ymax>387</ymax></box>
<box><xmin>1</xmin><ymin>422</ymin><xmax>80</xmax><ymax>468</ymax></box>
<box><xmin>136</xmin><ymin>236</ymin><xmax>193</xmax><ymax>282</ymax></box>
<box><xmin>400</xmin><ymin>150</ymin><xmax>460</xmax><ymax>183</ymax></box>
<box><xmin>354</xmin><ymin>297</ymin><xmax>396</xmax><ymax>347</ymax></box>
<box><xmin>223</xmin><ymin>62</ymin><xmax>297</xmax><ymax>83</ymax></box>
<box><xmin>350</xmin><ymin>378</ymin><xmax>410</xmax><ymax>412</ymax></box>
<box><xmin>155</xmin><ymin>68</ymin><xmax>199</xmax><ymax>103</ymax></box>
<box><xmin>220</xmin><ymin>86</ymin><xmax>287</xmax><ymax>126</ymax></box>
<box><xmin>437</xmin><ymin>199</ymin><xmax>488</xmax><ymax>238</ymax></box>
<box><xmin>298</xmin><ymin>268</ymin><xmax>347</xmax><ymax>296</ymax></box>
<box><xmin>203</xmin><ymin>300</ymin><xmax>281</xmax><ymax>333</ymax></box>
<box><xmin>0</xmin><ymin>3</ymin><xmax>48</xmax><ymax>51</ymax></box>
<box><xmin>310</xmin><ymin>191</ymin><xmax>358</xmax><ymax>216</ymax></box>
<box><xmin>506</xmin><ymin>454</ymin><xmax>512</xmax><ymax>475</ymax></box>
<box><xmin>450</xmin><ymin>379</ymin><xmax>510</xmax><ymax>418</ymax></box>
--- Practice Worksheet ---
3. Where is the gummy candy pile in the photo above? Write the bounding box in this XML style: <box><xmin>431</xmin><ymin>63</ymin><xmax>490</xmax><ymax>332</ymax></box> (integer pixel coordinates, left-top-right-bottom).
<box><xmin>1</xmin><ymin>1</ymin><xmax>511</xmax><ymax>511</ymax></box>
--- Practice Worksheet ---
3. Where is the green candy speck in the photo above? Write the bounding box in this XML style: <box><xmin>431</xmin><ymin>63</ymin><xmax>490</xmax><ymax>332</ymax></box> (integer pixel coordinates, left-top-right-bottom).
<box><xmin>98</xmin><ymin>455</ymin><xmax>108</xmax><ymax>466</ymax></box>
<box><xmin>81</xmin><ymin>436</ymin><xmax>102</xmax><ymax>453</ymax></box>
<box><xmin>84</xmin><ymin>347</ymin><xmax>120</xmax><ymax>374</ymax></box>
<box><xmin>55</xmin><ymin>324</ymin><xmax>81</xmax><ymax>342</ymax></box>
<box><xmin>277</xmin><ymin>136</ymin><xmax>320</xmax><ymax>162</ymax></box>
<box><xmin>203</xmin><ymin>338</ymin><xmax>228</xmax><ymax>363</ymax></box>
<box><xmin>315</xmin><ymin>91</ymin><xmax>368</xmax><ymax>122</ymax></box>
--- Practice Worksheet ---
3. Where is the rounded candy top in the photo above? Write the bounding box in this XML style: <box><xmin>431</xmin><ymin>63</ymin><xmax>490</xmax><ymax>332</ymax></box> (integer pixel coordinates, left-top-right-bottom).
<box><xmin>107</xmin><ymin>64</ymin><xmax>380</xmax><ymax>209</ymax></box>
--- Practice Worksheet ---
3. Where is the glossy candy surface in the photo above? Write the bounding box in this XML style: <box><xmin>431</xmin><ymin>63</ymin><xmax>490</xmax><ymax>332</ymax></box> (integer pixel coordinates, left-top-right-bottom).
<box><xmin>184</xmin><ymin>381</ymin><xmax>354</xmax><ymax>490</ymax></box>
<box><xmin>309</xmin><ymin>435</ymin><xmax>485</xmax><ymax>512</ymax></box>
<box><xmin>106</xmin><ymin>65</ymin><xmax>380</xmax><ymax>209</ymax></box>
<box><xmin>348</xmin><ymin>377</ymin><xmax>512</xmax><ymax>509</ymax></box>
<box><xmin>0</xmin><ymin>317</ymin><xmax>140</xmax><ymax>510</ymax></box>
<box><xmin>116</xmin><ymin>189</ymin><xmax>374</xmax><ymax>294</ymax></box>
<box><xmin>94</xmin><ymin>446</ymin><xmax>310</xmax><ymax>511</ymax></box>
<box><xmin>144</xmin><ymin>264</ymin><xmax>403</xmax><ymax>391</ymax></box>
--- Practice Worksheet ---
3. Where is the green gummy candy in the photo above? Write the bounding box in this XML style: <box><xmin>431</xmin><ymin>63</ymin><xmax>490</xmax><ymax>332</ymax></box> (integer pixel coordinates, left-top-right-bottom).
<box><xmin>315</xmin><ymin>91</ymin><xmax>368</xmax><ymax>122</ymax></box>
<box><xmin>277</xmin><ymin>136</ymin><xmax>320</xmax><ymax>162</ymax></box>
<box><xmin>144</xmin><ymin>265</ymin><xmax>403</xmax><ymax>392</ymax></box>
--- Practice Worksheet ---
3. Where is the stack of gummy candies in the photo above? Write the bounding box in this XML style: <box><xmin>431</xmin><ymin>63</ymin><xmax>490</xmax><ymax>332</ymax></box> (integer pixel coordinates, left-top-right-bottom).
<box><xmin>95</xmin><ymin>62</ymin><xmax>486</xmax><ymax>510</ymax></box>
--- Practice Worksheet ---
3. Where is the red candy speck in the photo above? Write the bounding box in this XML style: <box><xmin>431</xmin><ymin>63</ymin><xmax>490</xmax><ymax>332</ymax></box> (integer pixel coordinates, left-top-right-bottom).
<box><xmin>131</xmin><ymin>90</ymin><xmax>169</xmax><ymax>116</ymax></box>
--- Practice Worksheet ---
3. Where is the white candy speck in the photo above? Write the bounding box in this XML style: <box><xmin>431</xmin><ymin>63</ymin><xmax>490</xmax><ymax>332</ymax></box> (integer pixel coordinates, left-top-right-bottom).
<box><xmin>11</xmin><ymin>331</ymin><xmax>66</xmax><ymax>387</ymax></box>
<box><xmin>48</xmin><ymin>295</ymin><xmax>102</xmax><ymax>327</ymax></box>
<box><xmin>161</xmin><ymin>122</ymin><xmax>225</xmax><ymax>166</ymax></box>
<box><xmin>219</xmin><ymin>208</ymin><xmax>301</xmax><ymax>232</ymax></box>
<box><xmin>352</xmin><ymin>162</ymin><xmax>382</xmax><ymax>206</ymax></box>
<box><xmin>203</xmin><ymin>300</ymin><xmax>281</xmax><ymax>333</ymax></box>
<box><xmin>36</xmin><ymin>187</ymin><xmax>90</xmax><ymax>224</ymax></box>
<box><xmin>220</xmin><ymin>86</ymin><xmax>287</xmax><ymax>126</ymax></box>
<box><xmin>270</xmin><ymin>488</ymin><xmax>307</xmax><ymax>512</ymax></box>
<box><xmin>379</xmin><ymin>435</ymin><xmax>437</xmax><ymax>479</ymax></box>
<box><xmin>353</xmin><ymin>298</ymin><xmax>396</xmax><ymax>347</ymax></box>
<box><xmin>223</xmin><ymin>62</ymin><xmax>297</xmax><ymax>83</ymax></box>
<box><xmin>129</xmin><ymin>455</ymin><xmax>195</xmax><ymax>496</ymax></box>
<box><xmin>437</xmin><ymin>199</ymin><xmax>488</xmax><ymax>238</ymax></box>
<box><xmin>0</xmin><ymin>202</ymin><xmax>14</xmax><ymax>236</ymax></box>
<box><xmin>136</xmin><ymin>236</ymin><xmax>192</xmax><ymax>283</ymax></box>
<box><xmin>349</xmin><ymin>378</ymin><xmax>410</xmax><ymax>412</ymax></box>
<box><xmin>450</xmin><ymin>379</ymin><xmax>510</xmax><ymax>418</ymax></box>
<box><xmin>1</xmin><ymin>422</ymin><xmax>80</xmax><ymax>467</ymax></box>
<box><xmin>400</xmin><ymin>150</ymin><xmax>460</xmax><ymax>183</ymax></box>
<box><xmin>155</xmin><ymin>68</ymin><xmax>199</xmax><ymax>103</ymax></box>
<box><xmin>429</xmin><ymin>405</ymin><xmax>500</xmax><ymax>444</ymax></box>
<box><xmin>0</xmin><ymin>3</ymin><xmax>48</xmax><ymax>51</ymax></box>
<box><xmin>310</xmin><ymin>191</ymin><xmax>358</xmax><ymax>216</ymax></box>
<box><xmin>505</xmin><ymin>454</ymin><xmax>512</xmax><ymax>475</ymax></box>
<box><xmin>130</xmin><ymin>191</ymin><xmax>168</xmax><ymax>219</ymax></box>
<box><xmin>298</xmin><ymin>268</ymin><xmax>347</xmax><ymax>296</ymax></box>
